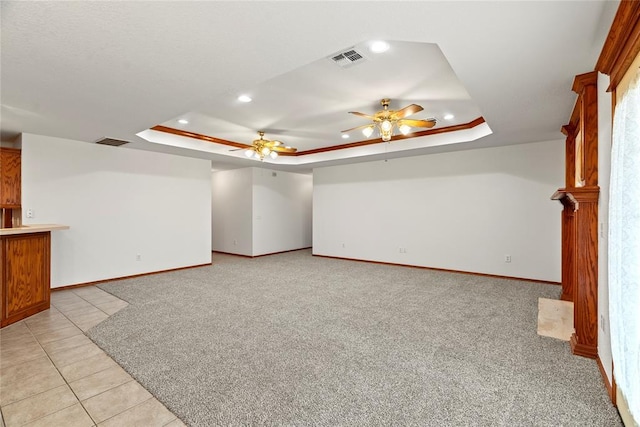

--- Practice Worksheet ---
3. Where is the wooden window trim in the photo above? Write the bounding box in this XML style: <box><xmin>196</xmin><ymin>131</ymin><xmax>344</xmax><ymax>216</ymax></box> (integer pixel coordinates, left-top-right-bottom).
<box><xmin>596</xmin><ymin>0</ymin><xmax>640</xmax><ymax>92</ymax></box>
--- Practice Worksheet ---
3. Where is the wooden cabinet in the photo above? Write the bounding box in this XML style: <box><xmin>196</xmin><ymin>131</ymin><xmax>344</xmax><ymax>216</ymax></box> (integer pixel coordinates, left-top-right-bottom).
<box><xmin>551</xmin><ymin>71</ymin><xmax>599</xmax><ymax>359</ymax></box>
<box><xmin>1</xmin><ymin>148</ymin><xmax>22</xmax><ymax>208</ymax></box>
<box><xmin>1</xmin><ymin>232</ymin><xmax>51</xmax><ymax>327</ymax></box>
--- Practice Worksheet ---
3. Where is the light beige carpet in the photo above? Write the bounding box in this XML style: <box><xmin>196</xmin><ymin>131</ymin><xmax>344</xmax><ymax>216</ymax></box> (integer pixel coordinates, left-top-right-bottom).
<box><xmin>89</xmin><ymin>250</ymin><xmax>621</xmax><ymax>426</ymax></box>
<box><xmin>537</xmin><ymin>297</ymin><xmax>574</xmax><ymax>341</ymax></box>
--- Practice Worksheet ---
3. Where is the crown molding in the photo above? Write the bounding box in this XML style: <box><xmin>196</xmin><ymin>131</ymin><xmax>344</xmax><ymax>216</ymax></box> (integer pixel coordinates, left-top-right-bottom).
<box><xmin>151</xmin><ymin>117</ymin><xmax>486</xmax><ymax>157</ymax></box>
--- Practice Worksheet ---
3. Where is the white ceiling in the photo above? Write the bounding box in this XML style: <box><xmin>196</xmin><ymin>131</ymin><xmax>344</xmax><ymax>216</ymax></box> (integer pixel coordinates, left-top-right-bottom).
<box><xmin>0</xmin><ymin>1</ymin><xmax>619</xmax><ymax>173</ymax></box>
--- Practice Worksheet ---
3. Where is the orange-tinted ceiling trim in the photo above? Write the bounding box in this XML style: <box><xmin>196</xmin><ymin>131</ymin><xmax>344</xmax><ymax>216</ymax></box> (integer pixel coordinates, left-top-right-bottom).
<box><xmin>296</xmin><ymin>117</ymin><xmax>486</xmax><ymax>155</ymax></box>
<box><xmin>151</xmin><ymin>116</ymin><xmax>486</xmax><ymax>157</ymax></box>
<box><xmin>150</xmin><ymin>125</ymin><xmax>296</xmax><ymax>156</ymax></box>
<box><xmin>150</xmin><ymin>126</ymin><xmax>249</xmax><ymax>149</ymax></box>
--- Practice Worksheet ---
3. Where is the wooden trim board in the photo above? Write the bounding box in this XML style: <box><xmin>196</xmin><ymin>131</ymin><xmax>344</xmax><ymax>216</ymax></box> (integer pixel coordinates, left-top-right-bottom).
<box><xmin>51</xmin><ymin>262</ymin><xmax>213</xmax><ymax>291</ymax></box>
<box><xmin>596</xmin><ymin>356</ymin><xmax>616</xmax><ymax>405</ymax></box>
<box><xmin>313</xmin><ymin>253</ymin><xmax>561</xmax><ymax>285</ymax></box>
<box><xmin>596</xmin><ymin>0</ymin><xmax>640</xmax><ymax>91</ymax></box>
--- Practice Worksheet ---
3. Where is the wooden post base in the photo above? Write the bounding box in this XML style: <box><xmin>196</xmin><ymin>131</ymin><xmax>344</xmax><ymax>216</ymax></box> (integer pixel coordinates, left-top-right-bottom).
<box><xmin>570</xmin><ymin>333</ymin><xmax>598</xmax><ymax>359</ymax></box>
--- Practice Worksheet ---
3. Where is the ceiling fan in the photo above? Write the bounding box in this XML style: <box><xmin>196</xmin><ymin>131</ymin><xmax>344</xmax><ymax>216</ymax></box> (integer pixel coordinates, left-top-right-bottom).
<box><xmin>342</xmin><ymin>98</ymin><xmax>437</xmax><ymax>141</ymax></box>
<box><xmin>239</xmin><ymin>131</ymin><xmax>297</xmax><ymax>161</ymax></box>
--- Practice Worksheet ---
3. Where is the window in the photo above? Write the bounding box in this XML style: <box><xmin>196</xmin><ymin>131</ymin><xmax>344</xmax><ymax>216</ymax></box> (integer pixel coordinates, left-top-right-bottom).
<box><xmin>609</xmin><ymin>63</ymin><xmax>640</xmax><ymax>421</ymax></box>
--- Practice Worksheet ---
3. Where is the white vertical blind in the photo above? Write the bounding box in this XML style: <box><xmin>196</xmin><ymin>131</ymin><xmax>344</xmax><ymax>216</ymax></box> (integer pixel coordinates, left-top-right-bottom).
<box><xmin>609</xmin><ymin>68</ymin><xmax>640</xmax><ymax>421</ymax></box>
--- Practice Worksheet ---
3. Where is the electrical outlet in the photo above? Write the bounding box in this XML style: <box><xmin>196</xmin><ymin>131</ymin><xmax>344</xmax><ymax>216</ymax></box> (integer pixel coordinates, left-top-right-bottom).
<box><xmin>600</xmin><ymin>314</ymin><xmax>606</xmax><ymax>331</ymax></box>
<box><xmin>26</xmin><ymin>209</ymin><xmax>33</xmax><ymax>218</ymax></box>
<box><xmin>341</xmin><ymin>242</ymin><xmax>345</xmax><ymax>248</ymax></box>
<box><xmin>136</xmin><ymin>254</ymin><xmax>141</xmax><ymax>261</ymax></box>
<box><xmin>505</xmin><ymin>255</ymin><xmax>512</xmax><ymax>263</ymax></box>
<box><xmin>399</xmin><ymin>248</ymin><xmax>407</xmax><ymax>253</ymax></box>
<box><xmin>233</xmin><ymin>239</ymin><xmax>237</xmax><ymax>245</ymax></box>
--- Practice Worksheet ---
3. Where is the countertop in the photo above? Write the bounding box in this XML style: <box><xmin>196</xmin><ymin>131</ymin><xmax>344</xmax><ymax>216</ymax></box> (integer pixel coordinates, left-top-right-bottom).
<box><xmin>0</xmin><ymin>224</ymin><xmax>70</xmax><ymax>236</ymax></box>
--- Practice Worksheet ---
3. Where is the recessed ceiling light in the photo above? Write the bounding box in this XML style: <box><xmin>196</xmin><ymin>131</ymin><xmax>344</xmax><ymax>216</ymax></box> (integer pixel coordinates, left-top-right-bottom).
<box><xmin>238</xmin><ymin>95</ymin><xmax>252</xmax><ymax>103</ymax></box>
<box><xmin>178</xmin><ymin>119</ymin><xmax>189</xmax><ymax>124</ymax></box>
<box><xmin>370</xmin><ymin>41</ymin><xmax>390</xmax><ymax>53</ymax></box>
<box><xmin>342</xmin><ymin>134</ymin><xmax>349</xmax><ymax>139</ymax></box>
<box><xmin>444</xmin><ymin>114</ymin><xmax>455</xmax><ymax>120</ymax></box>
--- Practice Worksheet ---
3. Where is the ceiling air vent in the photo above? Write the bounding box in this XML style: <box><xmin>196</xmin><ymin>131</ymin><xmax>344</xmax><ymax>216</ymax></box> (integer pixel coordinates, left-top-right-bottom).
<box><xmin>95</xmin><ymin>137</ymin><xmax>130</xmax><ymax>147</ymax></box>
<box><xmin>329</xmin><ymin>48</ymin><xmax>366</xmax><ymax>68</ymax></box>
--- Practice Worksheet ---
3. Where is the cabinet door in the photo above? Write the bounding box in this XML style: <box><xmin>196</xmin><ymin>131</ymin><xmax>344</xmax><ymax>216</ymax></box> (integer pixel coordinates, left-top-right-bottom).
<box><xmin>0</xmin><ymin>148</ymin><xmax>21</xmax><ymax>208</ymax></box>
<box><xmin>1</xmin><ymin>232</ymin><xmax>50</xmax><ymax>326</ymax></box>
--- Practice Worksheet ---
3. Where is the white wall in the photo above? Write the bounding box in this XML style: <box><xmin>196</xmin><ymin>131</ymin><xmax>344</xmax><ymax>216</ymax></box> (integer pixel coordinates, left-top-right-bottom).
<box><xmin>212</xmin><ymin>167</ymin><xmax>312</xmax><ymax>256</ymax></box>
<box><xmin>252</xmin><ymin>168</ymin><xmax>312</xmax><ymax>256</ymax></box>
<box><xmin>21</xmin><ymin>133</ymin><xmax>212</xmax><ymax>288</ymax></box>
<box><xmin>211</xmin><ymin>168</ymin><xmax>253</xmax><ymax>256</ymax></box>
<box><xmin>313</xmin><ymin>140</ymin><xmax>564</xmax><ymax>282</ymax></box>
<box><xmin>597</xmin><ymin>71</ymin><xmax>613</xmax><ymax>383</ymax></box>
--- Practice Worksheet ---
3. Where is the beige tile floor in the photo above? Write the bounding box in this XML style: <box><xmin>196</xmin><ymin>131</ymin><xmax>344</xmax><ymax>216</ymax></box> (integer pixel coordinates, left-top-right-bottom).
<box><xmin>537</xmin><ymin>297</ymin><xmax>574</xmax><ymax>341</ymax></box>
<box><xmin>0</xmin><ymin>286</ymin><xmax>186</xmax><ymax>427</ymax></box>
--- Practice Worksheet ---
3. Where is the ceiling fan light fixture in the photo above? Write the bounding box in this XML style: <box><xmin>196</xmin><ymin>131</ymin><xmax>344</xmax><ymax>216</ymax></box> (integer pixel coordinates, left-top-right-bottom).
<box><xmin>343</xmin><ymin>99</ymin><xmax>436</xmax><ymax>143</ymax></box>
<box><xmin>362</xmin><ymin>126</ymin><xmax>375</xmax><ymax>138</ymax></box>
<box><xmin>380</xmin><ymin>119</ymin><xmax>394</xmax><ymax>141</ymax></box>
<box><xmin>239</xmin><ymin>131</ymin><xmax>296</xmax><ymax>161</ymax></box>
<box><xmin>237</xmin><ymin>94</ymin><xmax>252</xmax><ymax>103</ymax></box>
<box><xmin>444</xmin><ymin>114</ymin><xmax>455</xmax><ymax>120</ymax></box>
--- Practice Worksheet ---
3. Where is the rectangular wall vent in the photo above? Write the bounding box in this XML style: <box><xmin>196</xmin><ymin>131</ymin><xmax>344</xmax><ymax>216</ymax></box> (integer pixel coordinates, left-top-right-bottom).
<box><xmin>95</xmin><ymin>137</ymin><xmax>130</xmax><ymax>147</ymax></box>
<box><xmin>329</xmin><ymin>48</ymin><xmax>366</xmax><ymax>68</ymax></box>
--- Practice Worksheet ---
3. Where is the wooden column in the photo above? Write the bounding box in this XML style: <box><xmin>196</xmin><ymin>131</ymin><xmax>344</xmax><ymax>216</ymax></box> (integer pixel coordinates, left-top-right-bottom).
<box><xmin>558</xmin><ymin>123</ymin><xmax>577</xmax><ymax>302</ymax></box>
<box><xmin>574</xmin><ymin>72</ymin><xmax>599</xmax><ymax>188</ymax></box>
<box><xmin>554</xmin><ymin>190</ymin><xmax>576</xmax><ymax>302</ymax></box>
<box><xmin>568</xmin><ymin>187</ymin><xmax>599</xmax><ymax>359</ymax></box>
<box><xmin>572</xmin><ymin>72</ymin><xmax>599</xmax><ymax>359</ymax></box>
<box><xmin>552</xmin><ymin>71</ymin><xmax>599</xmax><ymax>359</ymax></box>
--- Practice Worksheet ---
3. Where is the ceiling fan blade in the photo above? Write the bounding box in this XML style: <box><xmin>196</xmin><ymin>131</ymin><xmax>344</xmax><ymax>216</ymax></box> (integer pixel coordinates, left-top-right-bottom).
<box><xmin>273</xmin><ymin>146</ymin><xmax>297</xmax><ymax>153</ymax></box>
<box><xmin>341</xmin><ymin>124</ymin><xmax>374</xmax><ymax>133</ymax></box>
<box><xmin>264</xmin><ymin>140</ymin><xmax>284</xmax><ymax>147</ymax></box>
<box><xmin>392</xmin><ymin>104</ymin><xmax>424</xmax><ymax>120</ymax></box>
<box><xmin>398</xmin><ymin>118</ymin><xmax>437</xmax><ymax>128</ymax></box>
<box><xmin>348</xmin><ymin>111</ymin><xmax>376</xmax><ymax>120</ymax></box>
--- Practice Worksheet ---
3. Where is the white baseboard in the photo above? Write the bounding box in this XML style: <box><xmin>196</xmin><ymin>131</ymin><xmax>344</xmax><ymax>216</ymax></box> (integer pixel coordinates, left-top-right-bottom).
<box><xmin>617</xmin><ymin>387</ymin><xmax>638</xmax><ymax>427</ymax></box>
